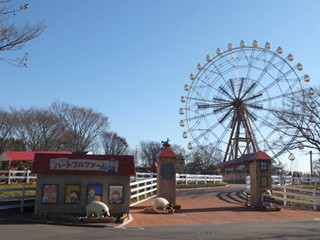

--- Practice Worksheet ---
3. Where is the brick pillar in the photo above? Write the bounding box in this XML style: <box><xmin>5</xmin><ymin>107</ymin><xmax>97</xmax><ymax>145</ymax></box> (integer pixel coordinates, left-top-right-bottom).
<box><xmin>249</xmin><ymin>157</ymin><xmax>272</xmax><ymax>209</ymax></box>
<box><xmin>157</xmin><ymin>145</ymin><xmax>178</xmax><ymax>205</ymax></box>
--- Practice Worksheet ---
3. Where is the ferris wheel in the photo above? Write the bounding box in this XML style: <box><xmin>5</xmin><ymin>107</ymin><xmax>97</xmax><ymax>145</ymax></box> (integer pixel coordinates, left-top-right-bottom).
<box><xmin>179</xmin><ymin>40</ymin><xmax>311</xmax><ymax>164</ymax></box>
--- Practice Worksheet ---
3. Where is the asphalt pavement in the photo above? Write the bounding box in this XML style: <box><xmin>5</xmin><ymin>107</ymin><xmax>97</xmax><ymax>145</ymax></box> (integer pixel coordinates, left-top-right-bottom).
<box><xmin>1</xmin><ymin>184</ymin><xmax>319</xmax><ymax>239</ymax></box>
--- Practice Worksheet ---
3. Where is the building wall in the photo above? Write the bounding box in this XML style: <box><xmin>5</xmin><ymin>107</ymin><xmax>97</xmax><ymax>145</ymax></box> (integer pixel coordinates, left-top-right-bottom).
<box><xmin>249</xmin><ymin>160</ymin><xmax>272</xmax><ymax>209</ymax></box>
<box><xmin>34</xmin><ymin>174</ymin><xmax>130</xmax><ymax>216</ymax></box>
<box><xmin>157</xmin><ymin>156</ymin><xmax>176</xmax><ymax>205</ymax></box>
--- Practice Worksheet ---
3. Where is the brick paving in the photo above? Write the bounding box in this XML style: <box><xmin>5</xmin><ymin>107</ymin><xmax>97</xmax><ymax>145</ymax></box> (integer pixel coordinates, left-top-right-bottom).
<box><xmin>125</xmin><ymin>185</ymin><xmax>320</xmax><ymax>227</ymax></box>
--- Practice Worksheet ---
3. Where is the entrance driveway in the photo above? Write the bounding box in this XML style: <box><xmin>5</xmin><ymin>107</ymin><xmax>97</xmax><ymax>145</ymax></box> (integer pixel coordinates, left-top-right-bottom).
<box><xmin>126</xmin><ymin>184</ymin><xmax>320</xmax><ymax>227</ymax></box>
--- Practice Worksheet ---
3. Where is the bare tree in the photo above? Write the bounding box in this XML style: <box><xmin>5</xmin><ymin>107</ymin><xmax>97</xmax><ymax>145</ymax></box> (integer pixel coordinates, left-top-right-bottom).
<box><xmin>100</xmin><ymin>131</ymin><xmax>129</xmax><ymax>155</ymax></box>
<box><xmin>0</xmin><ymin>109</ymin><xmax>13</xmax><ymax>139</ymax></box>
<box><xmin>0</xmin><ymin>1</ymin><xmax>45</xmax><ymax>67</ymax></box>
<box><xmin>138</xmin><ymin>140</ymin><xmax>162</xmax><ymax>167</ymax></box>
<box><xmin>313</xmin><ymin>158</ymin><xmax>320</xmax><ymax>176</ymax></box>
<box><xmin>51</xmin><ymin>101</ymin><xmax>109</xmax><ymax>152</ymax></box>
<box><xmin>11</xmin><ymin>107</ymin><xmax>62</xmax><ymax>151</ymax></box>
<box><xmin>0</xmin><ymin>109</ymin><xmax>14</xmax><ymax>152</ymax></box>
<box><xmin>272</xmin><ymin>86</ymin><xmax>320</xmax><ymax>152</ymax></box>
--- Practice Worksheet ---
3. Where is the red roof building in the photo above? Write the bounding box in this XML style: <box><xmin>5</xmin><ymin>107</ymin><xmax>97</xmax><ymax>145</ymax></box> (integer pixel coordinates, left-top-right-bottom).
<box><xmin>0</xmin><ymin>151</ymin><xmax>72</xmax><ymax>162</ymax></box>
<box><xmin>32</xmin><ymin>153</ymin><xmax>136</xmax><ymax>216</ymax></box>
<box><xmin>214</xmin><ymin>150</ymin><xmax>273</xmax><ymax>169</ymax></box>
<box><xmin>157</xmin><ymin>147</ymin><xmax>178</xmax><ymax>158</ymax></box>
<box><xmin>0</xmin><ymin>151</ymin><xmax>73</xmax><ymax>169</ymax></box>
<box><xmin>32</xmin><ymin>153</ymin><xmax>136</xmax><ymax>176</ymax></box>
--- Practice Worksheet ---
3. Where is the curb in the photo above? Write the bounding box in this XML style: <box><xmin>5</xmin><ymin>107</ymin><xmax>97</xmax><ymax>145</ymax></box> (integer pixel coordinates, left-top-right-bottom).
<box><xmin>1</xmin><ymin>213</ymin><xmax>128</xmax><ymax>228</ymax></box>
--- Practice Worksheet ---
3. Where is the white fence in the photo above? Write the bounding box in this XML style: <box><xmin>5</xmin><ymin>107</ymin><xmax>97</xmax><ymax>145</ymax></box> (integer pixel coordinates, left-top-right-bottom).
<box><xmin>177</xmin><ymin>174</ymin><xmax>223</xmax><ymax>184</ymax></box>
<box><xmin>130</xmin><ymin>177</ymin><xmax>157</xmax><ymax>205</ymax></box>
<box><xmin>129</xmin><ymin>173</ymin><xmax>223</xmax><ymax>205</ymax></box>
<box><xmin>272</xmin><ymin>185</ymin><xmax>320</xmax><ymax>210</ymax></box>
<box><xmin>0</xmin><ymin>186</ymin><xmax>36</xmax><ymax>212</ymax></box>
<box><xmin>292</xmin><ymin>177</ymin><xmax>320</xmax><ymax>185</ymax></box>
<box><xmin>0</xmin><ymin>170</ymin><xmax>36</xmax><ymax>184</ymax></box>
<box><xmin>246</xmin><ymin>175</ymin><xmax>320</xmax><ymax>192</ymax></box>
<box><xmin>0</xmin><ymin>172</ymin><xmax>223</xmax><ymax>211</ymax></box>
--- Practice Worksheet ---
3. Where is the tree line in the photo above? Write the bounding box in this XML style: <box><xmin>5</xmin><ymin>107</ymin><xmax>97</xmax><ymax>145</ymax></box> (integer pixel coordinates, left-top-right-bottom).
<box><xmin>0</xmin><ymin>101</ymin><xmax>128</xmax><ymax>154</ymax></box>
<box><xmin>0</xmin><ymin>100</ymin><xmax>217</xmax><ymax>174</ymax></box>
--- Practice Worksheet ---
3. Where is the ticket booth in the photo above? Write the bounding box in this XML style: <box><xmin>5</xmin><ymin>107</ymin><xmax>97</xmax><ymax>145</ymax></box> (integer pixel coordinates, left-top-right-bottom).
<box><xmin>32</xmin><ymin>153</ymin><xmax>135</xmax><ymax>217</ymax></box>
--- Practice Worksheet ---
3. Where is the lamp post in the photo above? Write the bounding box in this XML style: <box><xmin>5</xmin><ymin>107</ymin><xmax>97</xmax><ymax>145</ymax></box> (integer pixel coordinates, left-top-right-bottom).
<box><xmin>309</xmin><ymin>151</ymin><xmax>313</xmax><ymax>176</ymax></box>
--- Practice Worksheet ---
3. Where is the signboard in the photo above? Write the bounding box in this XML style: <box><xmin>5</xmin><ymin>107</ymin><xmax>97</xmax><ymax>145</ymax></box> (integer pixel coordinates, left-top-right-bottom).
<box><xmin>50</xmin><ymin>158</ymin><xmax>118</xmax><ymax>172</ymax></box>
<box><xmin>160</xmin><ymin>163</ymin><xmax>175</xmax><ymax>180</ymax></box>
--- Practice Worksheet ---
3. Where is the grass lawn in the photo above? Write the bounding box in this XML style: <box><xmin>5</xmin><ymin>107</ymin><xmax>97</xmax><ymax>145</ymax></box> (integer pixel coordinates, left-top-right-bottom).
<box><xmin>0</xmin><ymin>182</ymin><xmax>36</xmax><ymax>198</ymax></box>
<box><xmin>272</xmin><ymin>184</ymin><xmax>320</xmax><ymax>210</ymax></box>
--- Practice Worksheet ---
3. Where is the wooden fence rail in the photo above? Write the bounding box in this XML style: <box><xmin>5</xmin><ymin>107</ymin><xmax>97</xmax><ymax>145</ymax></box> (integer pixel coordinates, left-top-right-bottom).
<box><xmin>0</xmin><ymin>170</ymin><xmax>36</xmax><ymax>184</ymax></box>
<box><xmin>130</xmin><ymin>177</ymin><xmax>157</xmax><ymax>206</ymax></box>
<box><xmin>272</xmin><ymin>185</ymin><xmax>320</xmax><ymax>211</ymax></box>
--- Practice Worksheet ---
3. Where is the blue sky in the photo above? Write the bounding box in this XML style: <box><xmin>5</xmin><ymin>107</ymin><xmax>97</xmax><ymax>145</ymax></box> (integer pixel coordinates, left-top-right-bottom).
<box><xmin>0</xmin><ymin>0</ymin><xmax>319</xmax><ymax>172</ymax></box>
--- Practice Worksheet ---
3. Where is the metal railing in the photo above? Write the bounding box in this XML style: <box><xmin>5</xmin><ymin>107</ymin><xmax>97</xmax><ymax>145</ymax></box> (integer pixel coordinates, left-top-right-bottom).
<box><xmin>0</xmin><ymin>186</ymin><xmax>36</xmax><ymax>212</ymax></box>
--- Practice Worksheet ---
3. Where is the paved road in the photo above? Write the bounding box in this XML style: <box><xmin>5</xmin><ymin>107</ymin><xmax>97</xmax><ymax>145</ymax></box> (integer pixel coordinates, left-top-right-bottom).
<box><xmin>1</xmin><ymin>219</ymin><xmax>320</xmax><ymax>240</ymax></box>
<box><xmin>1</xmin><ymin>184</ymin><xmax>320</xmax><ymax>239</ymax></box>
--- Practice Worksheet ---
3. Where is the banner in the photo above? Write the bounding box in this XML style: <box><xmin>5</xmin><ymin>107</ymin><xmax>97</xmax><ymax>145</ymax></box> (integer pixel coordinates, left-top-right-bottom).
<box><xmin>49</xmin><ymin>158</ymin><xmax>118</xmax><ymax>172</ymax></box>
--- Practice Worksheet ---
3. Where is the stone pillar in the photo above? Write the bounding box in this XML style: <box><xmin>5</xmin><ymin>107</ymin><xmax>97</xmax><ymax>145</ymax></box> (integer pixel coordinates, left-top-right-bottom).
<box><xmin>156</xmin><ymin>145</ymin><xmax>178</xmax><ymax>205</ymax></box>
<box><xmin>248</xmin><ymin>153</ymin><xmax>272</xmax><ymax>210</ymax></box>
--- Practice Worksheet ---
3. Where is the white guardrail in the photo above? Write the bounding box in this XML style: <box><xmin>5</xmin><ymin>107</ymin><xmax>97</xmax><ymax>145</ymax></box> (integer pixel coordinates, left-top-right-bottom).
<box><xmin>176</xmin><ymin>173</ymin><xmax>223</xmax><ymax>184</ymax></box>
<box><xmin>245</xmin><ymin>175</ymin><xmax>320</xmax><ymax>211</ymax></box>
<box><xmin>130</xmin><ymin>177</ymin><xmax>157</xmax><ymax>205</ymax></box>
<box><xmin>0</xmin><ymin>186</ymin><xmax>36</xmax><ymax>212</ymax></box>
<box><xmin>0</xmin><ymin>170</ymin><xmax>36</xmax><ymax>184</ymax></box>
<box><xmin>272</xmin><ymin>185</ymin><xmax>320</xmax><ymax>211</ymax></box>
<box><xmin>130</xmin><ymin>173</ymin><xmax>223</xmax><ymax>205</ymax></box>
<box><xmin>246</xmin><ymin>175</ymin><xmax>320</xmax><ymax>192</ymax></box>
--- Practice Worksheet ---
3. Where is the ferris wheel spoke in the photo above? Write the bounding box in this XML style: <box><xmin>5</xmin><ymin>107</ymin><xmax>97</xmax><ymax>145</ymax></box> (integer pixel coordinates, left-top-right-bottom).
<box><xmin>243</xmin><ymin>92</ymin><xmax>263</xmax><ymax>102</ymax></box>
<box><xmin>254</xmin><ymin>89</ymin><xmax>304</xmax><ymax>105</ymax></box>
<box><xmin>191</xmin><ymin>121</ymin><xmax>222</xmax><ymax>143</ymax></box>
<box><xmin>240</xmin><ymin>82</ymin><xmax>256</xmax><ymax>100</ymax></box>
<box><xmin>210</xmin><ymin>125</ymin><xmax>230</xmax><ymax>150</ymax></box>
<box><xmin>186</xmin><ymin>96</ymin><xmax>216</xmax><ymax>103</ymax></box>
<box><xmin>210</xmin><ymin>62</ymin><xmax>230</xmax><ymax>86</ymax></box>
<box><xmin>199</xmin><ymin>69</ymin><xmax>219</xmax><ymax>90</ymax></box>
<box><xmin>254</xmin><ymin>53</ymin><xmax>277</xmax><ymax>85</ymax></box>
<box><xmin>231</xmin><ymin>52</ymin><xmax>240</xmax><ymax>81</ymax></box>
<box><xmin>267</xmin><ymin>66</ymin><xmax>298</xmax><ymax>90</ymax></box>
<box><xmin>189</xmin><ymin>84</ymin><xmax>214</xmax><ymax>103</ymax></box>
<box><xmin>250</xmin><ymin>119</ymin><xmax>278</xmax><ymax>157</ymax></box>
<box><xmin>198</xmin><ymin>103</ymin><xmax>231</xmax><ymax>110</ymax></box>
<box><xmin>229</xmin><ymin>78</ymin><xmax>237</xmax><ymax>97</ymax></box>
<box><xmin>218</xmin><ymin>107</ymin><xmax>234</xmax><ymax>123</ymax></box>
<box><xmin>246</xmin><ymin>103</ymin><xmax>263</xmax><ymax>111</ymax></box>
<box><xmin>185</xmin><ymin>111</ymin><xmax>215</xmax><ymax>122</ymax></box>
<box><xmin>249</xmin><ymin>48</ymin><xmax>266</xmax><ymax>66</ymax></box>
<box><xmin>189</xmin><ymin>116</ymin><xmax>207</xmax><ymax>132</ymax></box>
<box><xmin>253</xmin><ymin>106</ymin><xmax>298</xmax><ymax>117</ymax></box>
<box><xmin>212</xmin><ymin>97</ymin><xmax>231</xmax><ymax>103</ymax></box>
<box><xmin>219</xmin><ymin>86</ymin><xmax>234</xmax><ymax>100</ymax></box>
